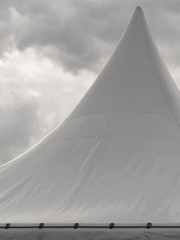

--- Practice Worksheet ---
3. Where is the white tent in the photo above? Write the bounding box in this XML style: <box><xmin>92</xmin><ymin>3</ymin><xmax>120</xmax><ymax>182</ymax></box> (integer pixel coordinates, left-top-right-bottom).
<box><xmin>0</xmin><ymin>6</ymin><xmax>180</xmax><ymax>239</ymax></box>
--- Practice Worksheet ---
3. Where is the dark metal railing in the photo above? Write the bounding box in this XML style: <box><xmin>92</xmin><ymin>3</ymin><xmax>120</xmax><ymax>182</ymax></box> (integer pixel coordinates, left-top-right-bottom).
<box><xmin>1</xmin><ymin>222</ymin><xmax>180</xmax><ymax>230</ymax></box>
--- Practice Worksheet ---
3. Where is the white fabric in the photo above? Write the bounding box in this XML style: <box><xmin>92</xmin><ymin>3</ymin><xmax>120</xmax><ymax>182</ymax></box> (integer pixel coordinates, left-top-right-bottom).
<box><xmin>0</xmin><ymin>6</ymin><xmax>180</xmax><ymax>239</ymax></box>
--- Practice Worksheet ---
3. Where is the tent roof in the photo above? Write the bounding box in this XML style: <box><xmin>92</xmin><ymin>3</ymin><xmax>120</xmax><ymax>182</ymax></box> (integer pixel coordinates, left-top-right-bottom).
<box><xmin>1</xmin><ymin>6</ymin><xmax>180</xmax><ymax>239</ymax></box>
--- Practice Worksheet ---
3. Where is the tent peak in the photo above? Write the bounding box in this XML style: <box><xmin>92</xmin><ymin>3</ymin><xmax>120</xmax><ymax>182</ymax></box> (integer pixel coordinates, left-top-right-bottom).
<box><xmin>135</xmin><ymin>6</ymin><xmax>143</xmax><ymax>12</ymax></box>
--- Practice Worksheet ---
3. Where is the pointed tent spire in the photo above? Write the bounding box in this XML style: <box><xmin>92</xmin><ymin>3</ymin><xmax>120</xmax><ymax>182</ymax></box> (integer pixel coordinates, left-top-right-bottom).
<box><xmin>68</xmin><ymin>5</ymin><xmax>180</xmax><ymax>120</ymax></box>
<box><xmin>0</xmin><ymin>7</ymin><xmax>180</xmax><ymax>227</ymax></box>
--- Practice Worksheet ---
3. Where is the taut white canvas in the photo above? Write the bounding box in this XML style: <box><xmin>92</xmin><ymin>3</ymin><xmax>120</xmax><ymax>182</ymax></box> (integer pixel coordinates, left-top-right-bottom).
<box><xmin>0</xmin><ymin>6</ymin><xmax>180</xmax><ymax>239</ymax></box>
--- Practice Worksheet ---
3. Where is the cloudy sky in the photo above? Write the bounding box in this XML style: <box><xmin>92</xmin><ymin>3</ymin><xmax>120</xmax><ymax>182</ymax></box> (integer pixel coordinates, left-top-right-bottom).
<box><xmin>1</xmin><ymin>0</ymin><xmax>180</xmax><ymax>164</ymax></box>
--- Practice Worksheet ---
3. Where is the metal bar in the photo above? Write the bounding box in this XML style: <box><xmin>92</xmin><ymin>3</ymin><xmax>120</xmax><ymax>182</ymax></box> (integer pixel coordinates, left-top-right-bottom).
<box><xmin>0</xmin><ymin>223</ymin><xmax>180</xmax><ymax>229</ymax></box>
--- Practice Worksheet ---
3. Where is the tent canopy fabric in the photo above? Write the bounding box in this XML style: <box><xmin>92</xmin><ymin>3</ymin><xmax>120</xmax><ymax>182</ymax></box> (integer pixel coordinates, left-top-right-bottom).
<box><xmin>1</xmin><ymin>6</ymin><xmax>180</xmax><ymax>239</ymax></box>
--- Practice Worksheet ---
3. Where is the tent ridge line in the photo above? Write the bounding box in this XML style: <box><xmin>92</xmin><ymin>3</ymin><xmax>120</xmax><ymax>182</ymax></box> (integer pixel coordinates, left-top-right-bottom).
<box><xmin>66</xmin><ymin>110</ymin><xmax>174</xmax><ymax>122</ymax></box>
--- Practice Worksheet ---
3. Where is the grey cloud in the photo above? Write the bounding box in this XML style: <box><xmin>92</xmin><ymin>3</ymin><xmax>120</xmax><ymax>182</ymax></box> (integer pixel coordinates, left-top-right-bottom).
<box><xmin>0</xmin><ymin>1</ymin><xmax>143</xmax><ymax>71</ymax></box>
<box><xmin>0</xmin><ymin>98</ymin><xmax>42</xmax><ymax>164</ymax></box>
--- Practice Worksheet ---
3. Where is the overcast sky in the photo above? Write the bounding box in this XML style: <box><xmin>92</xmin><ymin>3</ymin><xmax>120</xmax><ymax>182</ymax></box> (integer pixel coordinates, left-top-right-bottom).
<box><xmin>1</xmin><ymin>0</ymin><xmax>180</xmax><ymax>164</ymax></box>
